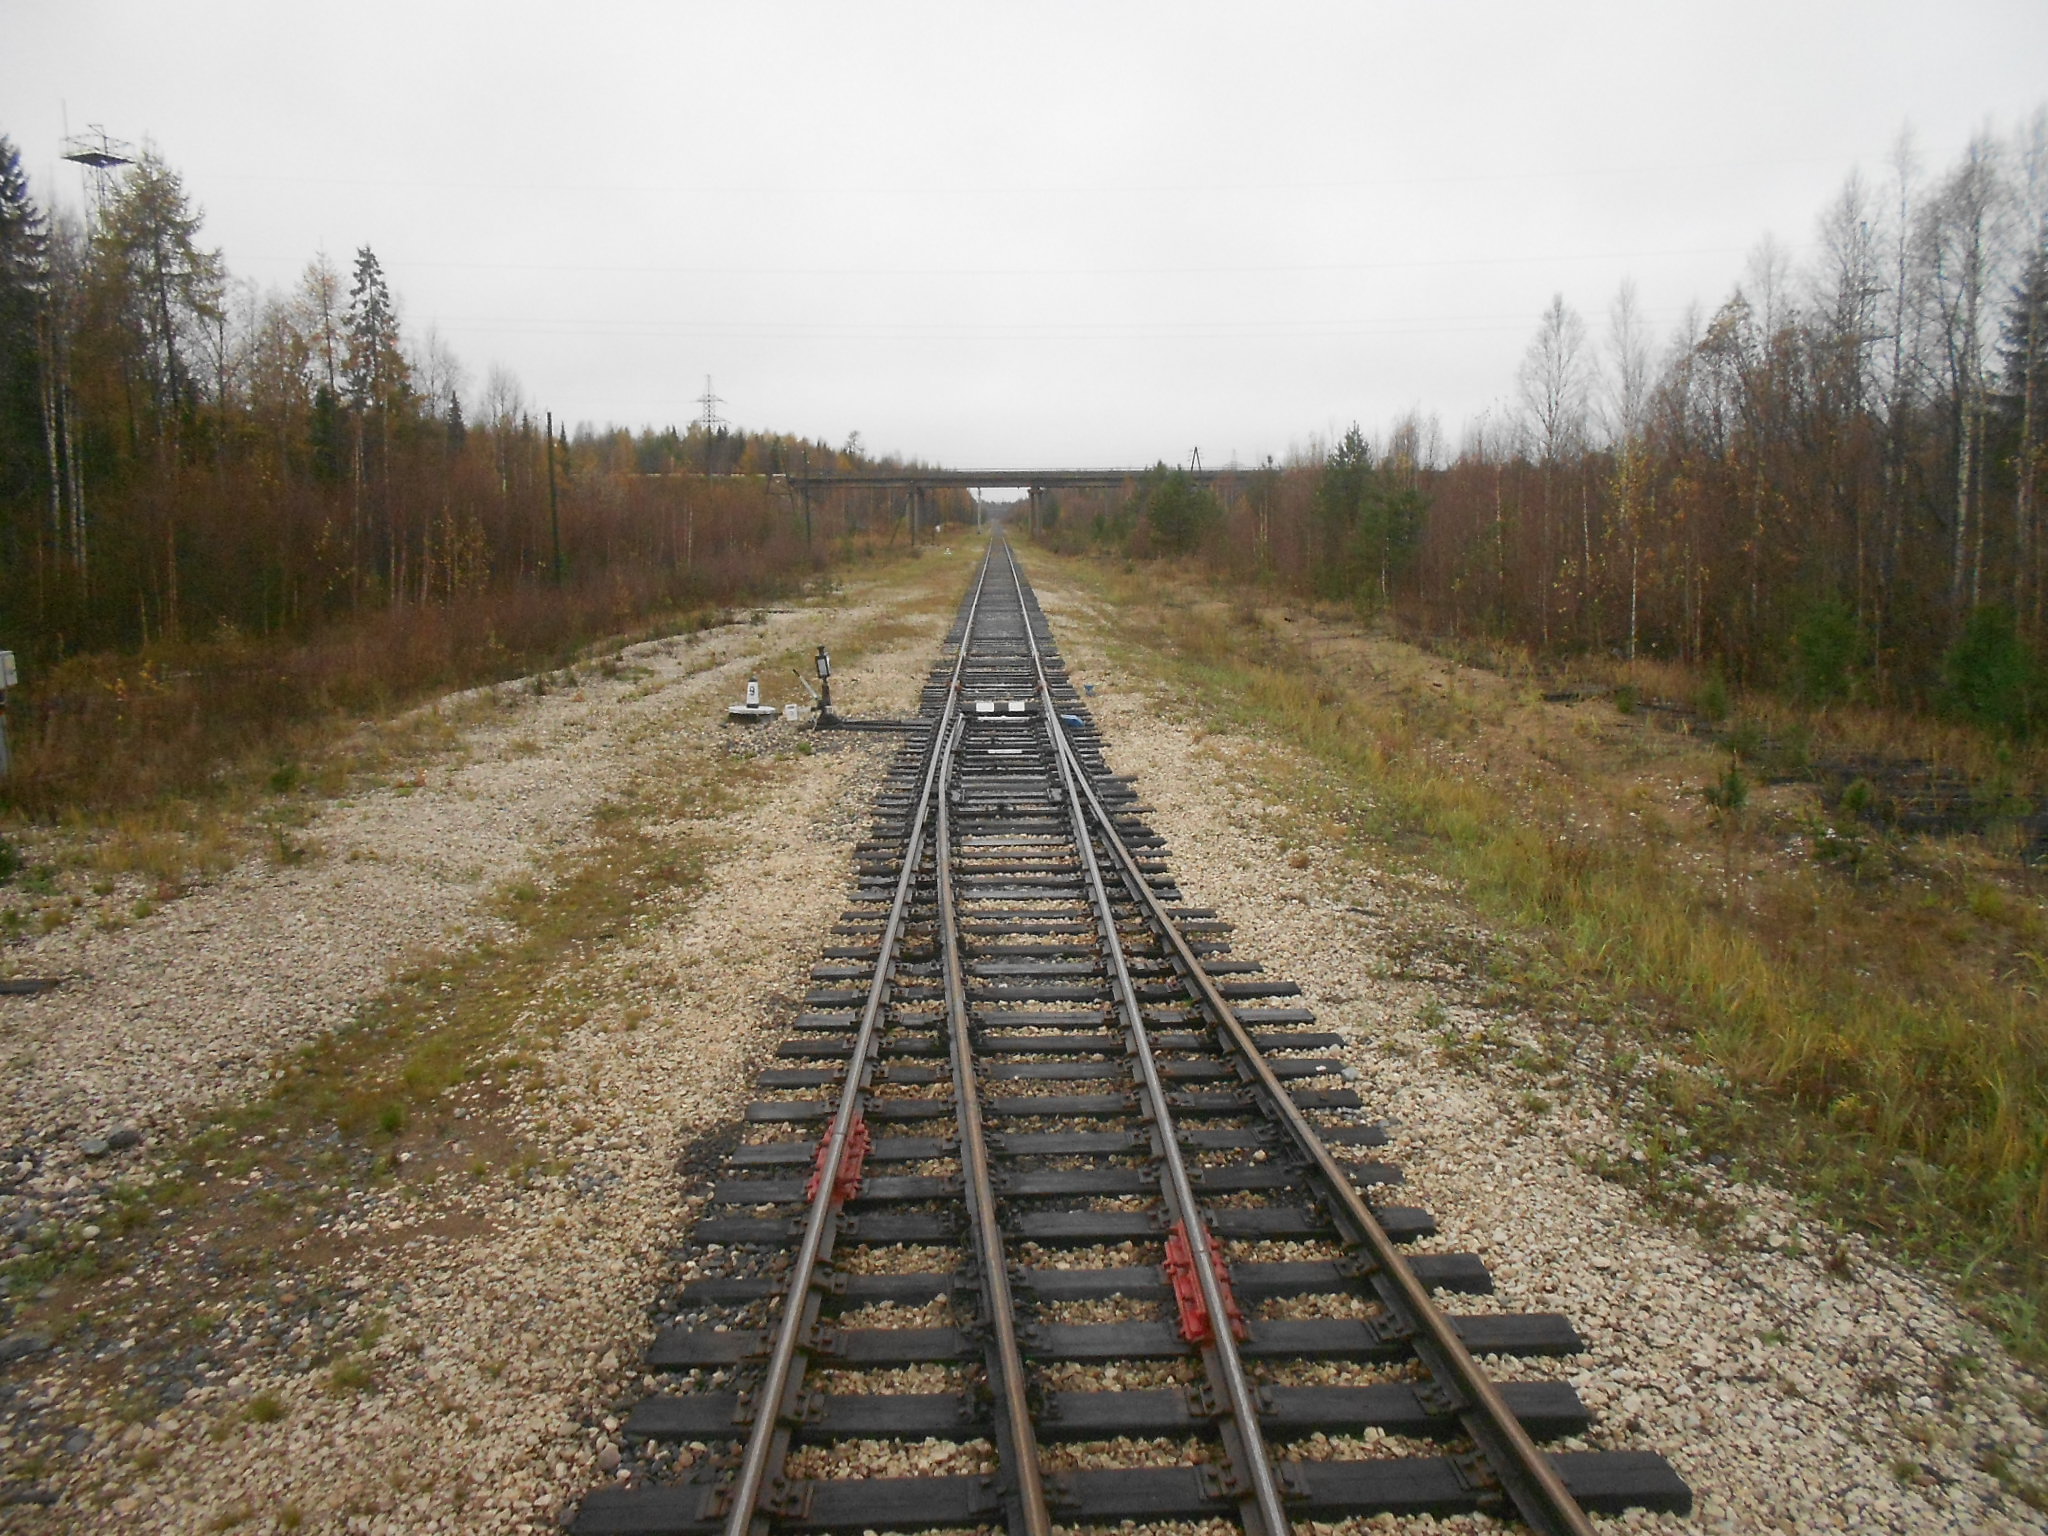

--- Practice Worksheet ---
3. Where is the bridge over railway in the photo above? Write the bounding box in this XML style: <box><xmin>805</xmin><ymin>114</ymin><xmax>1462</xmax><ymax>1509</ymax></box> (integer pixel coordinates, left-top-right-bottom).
<box><xmin>785</xmin><ymin>464</ymin><xmax>1236</xmax><ymax>537</ymax></box>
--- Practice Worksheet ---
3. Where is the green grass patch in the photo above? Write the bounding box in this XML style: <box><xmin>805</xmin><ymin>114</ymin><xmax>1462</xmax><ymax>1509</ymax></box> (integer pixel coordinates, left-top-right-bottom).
<box><xmin>1045</xmin><ymin>551</ymin><xmax>2048</xmax><ymax>1366</ymax></box>
<box><xmin>244</xmin><ymin>1393</ymin><xmax>285</xmax><ymax>1424</ymax></box>
<box><xmin>326</xmin><ymin>1358</ymin><xmax>373</xmax><ymax>1393</ymax></box>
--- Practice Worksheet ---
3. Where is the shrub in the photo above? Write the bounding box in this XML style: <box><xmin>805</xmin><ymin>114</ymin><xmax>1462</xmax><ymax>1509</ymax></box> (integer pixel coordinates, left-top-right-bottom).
<box><xmin>1840</xmin><ymin>777</ymin><xmax>1876</xmax><ymax>818</ymax></box>
<box><xmin>1725</xmin><ymin>717</ymin><xmax>1766</xmax><ymax>761</ymax></box>
<box><xmin>1943</xmin><ymin>605</ymin><xmax>2037</xmax><ymax>738</ymax></box>
<box><xmin>1791</xmin><ymin>597</ymin><xmax>1859</xmax><ymax>705</ymax></box>
<box><xmin>1134</xmin><ymin>468</ymin><xmax>1223</xmax><ymax>557</ymax></box>
<box><xmin>1695</xmin><ymin>666</ymin><xmax>1731</xmax><ymax>722</ymax></box>
<box><xmin>1702</xmin><ymin>758</ymin><xmax>1750</xmax><ymax>815</ymax></box>
<box><xmin>1</xmin><ymin>568</ymin><xmax>792</xmax><ymax>815</ymax></box>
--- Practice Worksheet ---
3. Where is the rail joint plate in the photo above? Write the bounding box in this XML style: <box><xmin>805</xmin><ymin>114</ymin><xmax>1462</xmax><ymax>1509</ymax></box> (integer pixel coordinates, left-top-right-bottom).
<box><xmin>1447</xmin><ymin>1451</ymin><xmax>1507</xmax><ymax>1512</ymax></box>
<box><xmin>761</xmin><ymin>1475</ymin><xmax>813</xmax><ymax>1519</ymax></box>
<box><xmin>1414</xmin><ymin>1378</ymin><xmax>1469</xmax><ymax>1417</ymax></box>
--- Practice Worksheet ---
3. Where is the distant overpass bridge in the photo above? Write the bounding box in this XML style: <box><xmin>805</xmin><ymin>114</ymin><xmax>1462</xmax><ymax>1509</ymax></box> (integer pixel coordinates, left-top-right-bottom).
<box><xmin>784</xmin><ymin>465</ymin><xmax>1235</xmax><ymax>537</ymax></box>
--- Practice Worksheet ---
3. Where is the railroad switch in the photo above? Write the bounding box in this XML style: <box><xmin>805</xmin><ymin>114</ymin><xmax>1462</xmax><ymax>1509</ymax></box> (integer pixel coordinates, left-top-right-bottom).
<box><xmin>805</xmin><ymin>1114</ymin><xmax>872</xmax><ymax>1205</ymax></box>
<box><xmin>1163</xmin><ymin>1220</ymin><xmax>1249</xmax><ymax>1345</ymax></box>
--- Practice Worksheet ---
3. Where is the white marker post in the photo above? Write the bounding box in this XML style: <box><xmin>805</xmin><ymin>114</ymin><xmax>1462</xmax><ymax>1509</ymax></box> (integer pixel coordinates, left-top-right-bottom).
<box><xmin>727</xmin><ymin>675</ymin><xmax>779</xmax><ymax>724</ymax></box>
<box><xmin>0</xmin><ymin>650</ymin><xmax>15</xmax><ymax>779</ymax></box>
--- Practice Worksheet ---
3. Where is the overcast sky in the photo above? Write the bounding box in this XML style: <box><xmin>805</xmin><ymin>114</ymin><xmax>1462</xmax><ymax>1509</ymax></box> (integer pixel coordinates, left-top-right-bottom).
<box><xmin>6</xmin><ymin>1</ymin><xmax>2046</xmax><ymax>468</ymax></box>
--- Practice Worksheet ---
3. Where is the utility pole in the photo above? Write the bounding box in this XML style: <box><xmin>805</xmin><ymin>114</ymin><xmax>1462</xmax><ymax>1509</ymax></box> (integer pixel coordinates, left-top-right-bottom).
<box><xmin>800</xmin><ymin>446</ymin><xmax>812</xmax><ymax>546</ymax></box>
<box><xmin>546</xmin><ymin>411</ymin><xmax>563</xmax><ymax>586</ymax></box>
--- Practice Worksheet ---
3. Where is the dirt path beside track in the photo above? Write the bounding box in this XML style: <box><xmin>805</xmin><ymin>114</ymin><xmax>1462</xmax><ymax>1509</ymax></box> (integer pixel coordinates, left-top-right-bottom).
<box><xmin>0</xmin><ymin>547</ymin><xmax>973</xmax><ymax>1532</ymax></box>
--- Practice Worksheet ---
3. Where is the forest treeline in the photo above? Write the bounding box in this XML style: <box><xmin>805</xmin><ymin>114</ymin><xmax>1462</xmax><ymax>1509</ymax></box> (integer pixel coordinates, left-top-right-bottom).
<box><xmin>1046</xmin><ymin>114</ymin><xmax>2048</xmax><ymax>731</ymax></box>
<box><xmin>0</xmin><ymin>135</ymin><xmax>955</xmax><ymax>808</ymax></box>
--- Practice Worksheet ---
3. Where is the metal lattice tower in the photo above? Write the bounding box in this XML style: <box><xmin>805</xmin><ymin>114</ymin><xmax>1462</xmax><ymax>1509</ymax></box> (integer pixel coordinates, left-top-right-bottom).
<box><xmin>60</xmin><ymin>125</ymin><xmax>134</xmax><ymax>227</ymax></box>
<box><xmin>697</xmin><ymin>375</ymin><xmax>725</xmax><ymax>436</ymax></box>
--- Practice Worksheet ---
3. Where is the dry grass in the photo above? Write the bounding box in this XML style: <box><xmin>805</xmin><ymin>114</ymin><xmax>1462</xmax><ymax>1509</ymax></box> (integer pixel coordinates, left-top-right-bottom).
<box><xmin>0</xmin><ymin>533</ymin><xmax>978</xmax><ymax>908</ymax></box>
<box><xmin>1050</xmin><ymin>550</ymin><xmax>2048</xmax><ymax>1363</ymax></box>
<box><xmin>3</xmin><ymin>579</ymin><xmax>785</xmax><ymax>817</ymax></box>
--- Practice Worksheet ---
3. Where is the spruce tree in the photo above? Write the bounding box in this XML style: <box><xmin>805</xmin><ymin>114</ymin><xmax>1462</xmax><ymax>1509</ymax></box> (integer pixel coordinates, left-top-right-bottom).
<box><xmin>308</xmin><ymin>384</ymin><xmax>346</xmax><ymax>483</ymax></box>
<box><xmin>1311</xmin><ymin>424</ymin><xmax>1425</xmax><ymax>607</ymax></box>
<box><xmin>1311</xmin><ymin>425</ymin><xmax>1374</xmax><ymax>598</ymax></box>
<box><xmin>344</xmin><ymin>245</ymin><xmax>402</xmax><ymax>412</ymax></box>
<box><xmin>1139</xmin><ymin>467</ymin><xmax>1220</xmax><ymax>555</ymax></box>
<box><xmin>0</xmin><ymin>135</ymin><xmax>49</xmax><ymax>508</ymax></box>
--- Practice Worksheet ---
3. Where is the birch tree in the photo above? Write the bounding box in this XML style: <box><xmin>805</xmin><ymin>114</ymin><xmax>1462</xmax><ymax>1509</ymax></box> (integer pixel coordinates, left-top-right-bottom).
<box><xmin>1606</xmin><ymin>281</ymin><xmax>1653</xmax><ymax>657</ymax></box>
<box><xmin>1919</xmin><ymin>133</ymin><xmax>2008</xmax><ymax>612</ymax></box>
<box><xmin>2007</xmin><ymin>110</ymin><xmax>2048</xmax><ymax>619</ymax></box>
<box><xmin>1517</xmin><ymin>293</ymin><xmax>1591</xmax><ymax>642</ymax></box>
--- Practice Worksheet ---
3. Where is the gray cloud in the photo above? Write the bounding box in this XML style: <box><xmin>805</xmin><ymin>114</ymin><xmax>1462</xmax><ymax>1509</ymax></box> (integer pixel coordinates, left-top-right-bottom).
<box><xmin>9</xmin><ymin>0</ymin><xmax>2046</xmax><ymax>463</ymax></box>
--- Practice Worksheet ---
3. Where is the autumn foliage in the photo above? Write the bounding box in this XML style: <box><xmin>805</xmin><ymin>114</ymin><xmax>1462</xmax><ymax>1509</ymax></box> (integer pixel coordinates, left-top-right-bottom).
<box><xmin>1049</xmin><ymin>118</ymin><xmax>2048</xmax><ymax>730</ymax></box>
<box><xmin>0</xmin><ymin>136</ymin><xmax>920</xmax><ymax>808</ymax></box>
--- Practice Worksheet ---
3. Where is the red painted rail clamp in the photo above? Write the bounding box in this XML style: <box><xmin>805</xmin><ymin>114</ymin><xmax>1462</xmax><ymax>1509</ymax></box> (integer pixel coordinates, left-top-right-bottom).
<box><xmin>1164</xmin><ymin>1220</ymin><xmax>1249</xmax><ymax>1344</ymax></box>
<box><xmin>806</xmin><ymin>1115</ymin><xmax>872</xmax><ymax>1205</ymax></box>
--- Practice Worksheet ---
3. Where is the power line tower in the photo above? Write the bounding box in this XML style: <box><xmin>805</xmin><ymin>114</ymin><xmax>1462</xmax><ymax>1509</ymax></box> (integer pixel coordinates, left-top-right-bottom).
<box><xmin>60</xmin><ymin>125</ymin><xmax>134</xmax><ymax>228</ymax></box>
<box><xmin>696</xmin><ymin>375</ymin><xmax>726</xmax><ymax>474</ymax></box>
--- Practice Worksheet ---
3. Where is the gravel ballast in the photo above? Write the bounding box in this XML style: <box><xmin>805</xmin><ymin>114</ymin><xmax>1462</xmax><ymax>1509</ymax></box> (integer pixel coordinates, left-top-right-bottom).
<box><xmin>2</xmin><ymin>545</ymin><xmax>2043</xmax><ymax>1534</ymax></box>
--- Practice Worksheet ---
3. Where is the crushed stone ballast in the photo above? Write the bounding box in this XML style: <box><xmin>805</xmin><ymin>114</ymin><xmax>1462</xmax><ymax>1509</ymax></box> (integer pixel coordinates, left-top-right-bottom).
<box><xmin>572</xmin><ymin>540</ymin><xmax>1690</xmax><ymax>1536</ymax></box>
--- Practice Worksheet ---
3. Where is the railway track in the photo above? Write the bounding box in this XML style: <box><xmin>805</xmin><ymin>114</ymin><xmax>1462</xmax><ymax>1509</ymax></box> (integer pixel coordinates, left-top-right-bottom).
<box><xmin>573</xmin><ymin>542</ymin><xmax>1691</xmax><ymax>1536</ymax></box>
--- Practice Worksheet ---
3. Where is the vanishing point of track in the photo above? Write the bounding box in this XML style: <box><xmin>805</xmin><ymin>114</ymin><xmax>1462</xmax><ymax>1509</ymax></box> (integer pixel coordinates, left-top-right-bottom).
<box><xmin>573</xmin><ymin>542</ymin><xmax>1691</xmax><ymax>1535</ymax></box>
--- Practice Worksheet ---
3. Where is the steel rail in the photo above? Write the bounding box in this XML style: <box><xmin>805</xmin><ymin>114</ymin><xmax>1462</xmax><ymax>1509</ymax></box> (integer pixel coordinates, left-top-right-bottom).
<box><xmin>1004</xmin><ymin>550</ymin><xmax>1603</xmax><ymax>1536</ymax></box>
<box><xmin>934</xmin><ymin>709</ymin><xmax>1056</xmax><ymax>1536</ymax></box>
<box><xmin>722</xmin><ymin>550</ymin><xmax>997</xmax><ymax>1536</ymax></box>
<box><xmin>997</xmin><ymin>543</ymin><xmax>1293</xmax><ymax>1536</ymax></box>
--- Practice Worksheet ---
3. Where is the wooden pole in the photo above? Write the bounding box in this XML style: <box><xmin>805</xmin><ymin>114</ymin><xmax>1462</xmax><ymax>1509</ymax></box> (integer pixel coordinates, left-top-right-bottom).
<box><xmin>546</xmin><ymin>410</ymin><xmax>563</xmax><ymax>585</ymax></box>
<box><xmin>801</xmin><ymin>448</ymin><xmax>812</xmax><ymax>546</ymax></box>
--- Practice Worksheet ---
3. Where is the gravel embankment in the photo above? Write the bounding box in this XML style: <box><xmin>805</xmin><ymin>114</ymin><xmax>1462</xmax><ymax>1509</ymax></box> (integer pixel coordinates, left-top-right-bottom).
<box><xmin>0</xmin><ymin>565</ymin><xmax>960</xmax><ymax>1531</ymax></box>
<box><xmin>1035</xmin><ymin>572</ymin><xmax>2048</xmax><ymax>1536</ymax></box>
<box><xmin>0</xmin><ymin>592</ymin><xmax>933</xmax><ymax>1248</ymax></box>
<box><xmin>77</xmin><ymin>719</ymin><xmax>906</xmax><ymax>1532</ymax></box>
<box><xmin>1</xmin><ymin>602</ymin><xmax>898</xmax><ymax>1157</ymax></box>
